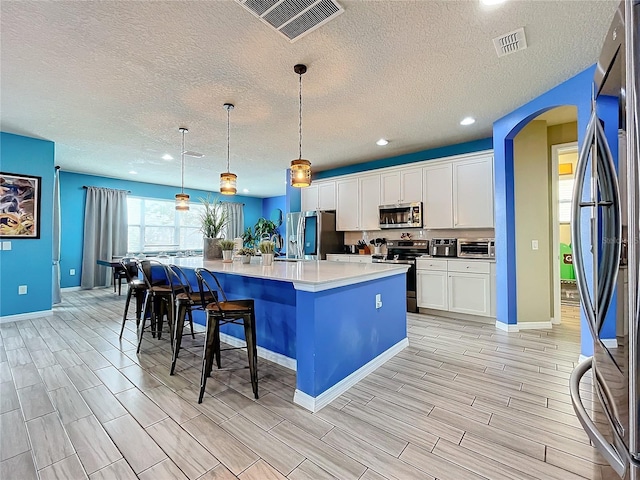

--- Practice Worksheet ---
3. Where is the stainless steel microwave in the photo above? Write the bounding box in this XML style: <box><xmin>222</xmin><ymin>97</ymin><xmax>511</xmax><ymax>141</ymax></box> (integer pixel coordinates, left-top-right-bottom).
<box><xmin>379</xmin><ymin>202</ymin><xmax>422</xmax><ymax>229</ymax></box>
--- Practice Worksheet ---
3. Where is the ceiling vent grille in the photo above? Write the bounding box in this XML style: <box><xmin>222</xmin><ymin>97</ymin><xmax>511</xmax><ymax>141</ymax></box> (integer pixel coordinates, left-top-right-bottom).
<box><xmin>236</xmin><ymin>0</ymin><xmax>344</xmax><ymax>42</ymax></box>
<box><xmin>493</xmin><ymin>27</ymin><xmax>528</xmax><ymax>57</ymax></box>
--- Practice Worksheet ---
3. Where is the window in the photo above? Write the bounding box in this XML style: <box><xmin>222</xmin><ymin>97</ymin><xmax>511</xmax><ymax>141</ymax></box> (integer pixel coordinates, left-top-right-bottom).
<box><xmin>127</xmin><ymin>197</ymin><xmax>206</xmax><ymax>253</ymax></box>
<box><xmin>558</xmin><ymin>178</ymin><xmax>574</xmax><ymax>224</ymax></box>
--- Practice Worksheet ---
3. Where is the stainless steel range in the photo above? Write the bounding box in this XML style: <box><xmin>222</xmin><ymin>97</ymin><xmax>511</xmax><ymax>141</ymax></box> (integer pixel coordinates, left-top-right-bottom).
<box><xmin>372</xmin><ymin>240</ymin><xmax>429</xmax><ymax>313</ymax></box>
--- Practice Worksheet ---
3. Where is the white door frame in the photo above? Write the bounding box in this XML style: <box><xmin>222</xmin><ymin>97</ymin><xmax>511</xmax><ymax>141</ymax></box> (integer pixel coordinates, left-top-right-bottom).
<box><xmin>551</xmin><ymin>141</ymin><xmax>578</xmax><ymax>324</ymax></box>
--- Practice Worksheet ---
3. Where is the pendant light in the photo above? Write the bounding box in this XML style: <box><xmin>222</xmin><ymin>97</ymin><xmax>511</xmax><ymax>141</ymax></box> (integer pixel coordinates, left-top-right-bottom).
<box><xmin>175</xmin><ymin>127</ymin><xmax>190</xmax><ymax>211</ymax></box>
<box><xmin>291</xmin><ymin>64</ymin><xmax>311</xmax><ymax>188</ymax></box>
<box><xmin>220</xmin><ymin>103</ymin><xmax>237</xmax><ymax>195</ymax></box>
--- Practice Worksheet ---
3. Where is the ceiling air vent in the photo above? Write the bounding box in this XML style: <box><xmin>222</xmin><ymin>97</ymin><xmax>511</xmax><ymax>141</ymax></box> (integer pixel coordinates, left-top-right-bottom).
<box><xmin>236</xmin><ymin>0</ymin><xmax>344</xmax><ymax>42</ymax></box>
<box><xmin>493</xmin><ymin>27</ymin><xmax>528</xmax><ymax>57</ymax></box>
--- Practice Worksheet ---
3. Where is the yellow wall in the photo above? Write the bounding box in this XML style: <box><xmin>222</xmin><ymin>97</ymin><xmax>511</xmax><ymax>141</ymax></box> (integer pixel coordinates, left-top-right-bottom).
<box><xmin>514</xmin><ymin>121</ymin><xmax>553</xmax><ymax>323</ymax></box>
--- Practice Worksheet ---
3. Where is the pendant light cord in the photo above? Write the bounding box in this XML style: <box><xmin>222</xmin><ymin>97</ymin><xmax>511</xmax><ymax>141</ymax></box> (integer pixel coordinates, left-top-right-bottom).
<box><xmin>227</xmin><ymin>107</ymin><xmax>231</xmax><ymax>173</ymax></box>
<box><xmin>181</xmin><ymin>130</ymin><xmax>185</xmax><ymax>194</ymax></box>
<box><xmin>298</xmin><ymin>72</ymin><xmax>303</xmax><ymax>160</ymax></box>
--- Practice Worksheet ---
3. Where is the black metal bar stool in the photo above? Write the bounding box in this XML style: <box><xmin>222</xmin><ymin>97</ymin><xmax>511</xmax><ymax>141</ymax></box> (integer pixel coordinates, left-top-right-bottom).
<box><xmin>136</xmin><ymin>260</ymin><xmax>183</xmax><ymax>353</ymax></box>
<box><xmin>119</xmin><ymin>258</ymin><xmax>147</xmax><ymax>339</ymax></box>
<box><xmin>195</xmin><ymin>267</ymin><xmax>258</xmax><ymax>403</ymax></box>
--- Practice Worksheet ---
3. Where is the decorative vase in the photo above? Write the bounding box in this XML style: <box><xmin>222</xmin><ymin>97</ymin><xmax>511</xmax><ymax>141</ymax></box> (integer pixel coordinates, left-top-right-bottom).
<box><xmin>262</xmin><ymin>253</ymin><xmax>274</xmax><ymax>266</ymax></box>
<box><xmin>204</xmin><ymin>237</ymin><xmax>222</xmax><ymax>260</ymax></box>
<box><xmin>222</xmin><ymin>250</ymin><xmax>233</xmax><ymax>263</ymax></box>
<box><xmin>241</xmin><ymin>255</ymin><xmax>251</xmax><ymax>264</ymax></box>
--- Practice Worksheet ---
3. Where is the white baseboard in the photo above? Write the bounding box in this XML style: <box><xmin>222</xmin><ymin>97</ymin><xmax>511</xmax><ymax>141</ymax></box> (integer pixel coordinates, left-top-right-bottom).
<box><xmin>61</xmin><ymin>286</ymin><xmax>82</xmax><ymax>292</ymax></box>
<box><xmin>0</xmin><ymin>309</ymin><xmax>53</xmax><ymax>324</ymax></box>
<box><xmin>518</xmin><ymin>321</ymin><xmax>553</xmax><ymax>330</ymax></box>
<box><xmin>579</xmin><ymin>354</ymin><xmax>593</xmax><ymax>363</ymax></box>
<box><xmin>601</xmin><ymin>338</ymin><xmax>618</xmax><ymax>349</ymax></box>
<box><xmin>218</xmin><ymin>333</ymin><xmax>297</xmax><ymax>371</ymax></box>
<box><xmin>293</xmin><ymin>337</ymin><xmax>409</xmax><ymax>412</ymax></box>
<box><xmin>495</xmin><ymin>321</ymin><xmax>519</xmax><ymax>332</ymax></box>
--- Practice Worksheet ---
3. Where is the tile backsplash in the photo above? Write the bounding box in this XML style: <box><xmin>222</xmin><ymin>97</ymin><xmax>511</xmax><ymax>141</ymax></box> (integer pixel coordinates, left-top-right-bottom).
<box><xmin>344</xmin><ymin>228</ymin><xmax>495</xmax><ymax>251</ymax></box>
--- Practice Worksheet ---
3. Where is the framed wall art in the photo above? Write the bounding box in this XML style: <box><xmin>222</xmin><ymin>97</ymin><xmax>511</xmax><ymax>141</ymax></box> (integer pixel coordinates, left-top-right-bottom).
<box><xmin>0</xmin><ymin>172</ymin><xmax>42</xmax><ymax>239</ymax></box>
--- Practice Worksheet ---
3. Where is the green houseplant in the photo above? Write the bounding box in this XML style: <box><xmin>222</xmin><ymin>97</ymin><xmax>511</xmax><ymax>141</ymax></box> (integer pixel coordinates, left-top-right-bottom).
<box><xmin>199</xmin><ymin>196</ymin><xmax>229</xmax><ymax>260</ymax></box>
<box><xmin>258</xmin><ymin>240</ymin><xmax>275</xmax><ymax>266</ymax></box>
<box><xmin>219</xmin><ymin>239</ymin><xmax>236</xmax><ymax>263</ymax></box>
<box><xmin>238</xmin><ymin>246</ymin><xmax>254</xmax><ymax>264</ymax></box>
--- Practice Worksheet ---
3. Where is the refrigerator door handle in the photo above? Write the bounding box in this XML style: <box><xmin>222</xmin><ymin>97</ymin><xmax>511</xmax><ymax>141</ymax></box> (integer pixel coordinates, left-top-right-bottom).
<box><xmin>570</xmin><ymin>358</ymin><xmax>627</xmax><ymax>477</ymax></box>
<box><xmin>297</xmin><ymin>215</ymin><xmax>304</xmax><ymax>259</ymax></box>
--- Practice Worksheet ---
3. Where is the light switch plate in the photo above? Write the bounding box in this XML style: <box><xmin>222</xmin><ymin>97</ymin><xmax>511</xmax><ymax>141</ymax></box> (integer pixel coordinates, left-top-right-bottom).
<box><xmin>531</xmin><ymin>240</ymin><xmax>539</xmax><ymax>250</ymax></box>
<box><xmin>18</xmin><ymin>285</ymin><xmax>27</xmax><ymax>295</ymax></box>
<box><xmin>2</xmin><ymin>241</ymin><xmax>11</xmax><ymax>250</ymax></box>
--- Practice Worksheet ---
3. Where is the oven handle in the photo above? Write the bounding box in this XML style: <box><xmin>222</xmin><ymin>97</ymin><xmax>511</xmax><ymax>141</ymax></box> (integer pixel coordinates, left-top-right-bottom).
<box><xmin>570</xmin><ymin>358</ymin><xmax>626</xmax><ymax>476</ymax></box>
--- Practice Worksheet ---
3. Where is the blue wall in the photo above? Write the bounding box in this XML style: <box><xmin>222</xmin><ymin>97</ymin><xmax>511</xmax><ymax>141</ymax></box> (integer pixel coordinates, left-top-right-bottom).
<box><xmin>315</xmin><ymin>138</ymin><xmax>493</xmax><ymax>179</ymax></box>
<box><xmin>262</xmin><ymin>195</ymin><xmax>286</xmax><ymax>240</ymax></box>
<box><xmin>59</xmin><ymin>171</ymin><xmax>263</xmax><ymax>288</ymax></box>
<box><xmin>0</xmin><ymin>132</ymin><xmax>55</xmax><ymax>317</ymax></box>
<box><xmin>492</xmin><ymin>66</ymin><xmax>614</xmax><ymax>356</ymax></box>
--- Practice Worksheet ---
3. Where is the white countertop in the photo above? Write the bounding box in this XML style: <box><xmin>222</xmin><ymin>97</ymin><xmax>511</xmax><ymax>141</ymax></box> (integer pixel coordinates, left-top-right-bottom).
<box><xmin>166</xmin><ymin>257</ymin><xmax>410</xmax><ymax>292</ymax></box>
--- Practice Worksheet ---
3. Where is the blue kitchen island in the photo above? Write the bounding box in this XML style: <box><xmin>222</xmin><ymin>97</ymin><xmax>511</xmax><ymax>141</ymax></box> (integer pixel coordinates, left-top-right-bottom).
<box><xmin>168</xmin><ymin>257</ymin><xmax>410</xmax><ymax>412</ymax></box>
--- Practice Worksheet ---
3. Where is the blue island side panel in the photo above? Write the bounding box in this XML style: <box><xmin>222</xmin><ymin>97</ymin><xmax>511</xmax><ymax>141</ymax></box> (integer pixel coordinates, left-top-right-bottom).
<box><xmin>295</xmin><ymin>273</ymin><xmax>407</xmax><ymax>397</ymax></box>
<box><xmin>190</xmin><ymin>272</ymin><xmax>297</xmax><ymax>361</ymax></box>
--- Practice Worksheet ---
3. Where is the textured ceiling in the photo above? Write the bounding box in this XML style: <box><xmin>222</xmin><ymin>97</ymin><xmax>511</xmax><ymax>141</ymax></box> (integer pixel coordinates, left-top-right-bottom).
<box><xmin>1</xmin><ymin>0</ymin><xmax>618</xmax><ymax>198</ymax></box>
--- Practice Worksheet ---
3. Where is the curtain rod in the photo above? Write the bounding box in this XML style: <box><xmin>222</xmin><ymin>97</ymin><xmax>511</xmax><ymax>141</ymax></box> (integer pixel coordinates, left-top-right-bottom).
<box><xmin>83</xmin><ymin>186</ymin><xmax>131</xmax><ymax>193</ymax></box>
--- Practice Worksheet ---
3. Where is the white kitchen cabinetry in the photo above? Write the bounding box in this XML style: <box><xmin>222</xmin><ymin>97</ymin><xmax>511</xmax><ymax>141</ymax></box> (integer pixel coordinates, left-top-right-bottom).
<box><xmin>453</xmin><ymin>156</ymin><xmax>494</xmax><ymax>228</ymax></box>
<box><xmin>359</xmin><ymin>174</ymin><xmax>381</xmax><ymax>230</ymax></box>
<box><xmin>301</xmin><ymin>181</ymin><xmax>336</xmax><ymax>212</ymax></box>
<box><xmin>336</xmin><ymin>178</ymin><xmax>359</xmax><ymax>230</ymax></box>
<box><xmin>381</xmin><ymin>168</ymin><xmax>422</xmax><ymax>205</ymax></box>
<box><xmin>416</xmin><ymin>259</ymin><xmax>448</xmax><ymax>310</ymax></box>
<box><xmin>417</xmin><ymin>258</ymin><xmax>493</xmax><ymax>317</ymax></box>
<box><xmin>423</xmin><ymin>163</ymin><xmax>454</xmax><ymax>229</ymax></box>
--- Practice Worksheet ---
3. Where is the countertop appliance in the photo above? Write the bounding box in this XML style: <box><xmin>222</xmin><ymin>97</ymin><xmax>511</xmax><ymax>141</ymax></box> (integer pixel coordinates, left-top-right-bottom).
<box><xmin>569</xmin><ymin>2</ymin><xmax>639</xmax><ymax>479</ymax></box>
<box><xmin>286</xmin><ymin>211</ymin><xmax>344</xmax><ymax>261</ymax></box>
<box><xmin>379</xmin><ymin>202</ymin><xmax>422</xmax><ymax>229</ymax></box>
<box><xmin>457</xmin><ymin>238</ymin><xmax>495</xmax><ymax>259</ymax></box>
<box><xmin>372</xmin><ymin>240</ymin><xmax>429</xmax><ymax>313</ymax></box>
<box><xmin>430</xmin><ymin>238</ymin><xmax>457</xmax><ymax>257</ymax></box>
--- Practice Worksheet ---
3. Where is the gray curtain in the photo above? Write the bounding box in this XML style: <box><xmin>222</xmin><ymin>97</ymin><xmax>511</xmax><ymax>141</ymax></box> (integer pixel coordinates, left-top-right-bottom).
<box><xmin>224</xmin><ymin>202</ymin><xmax>244</xmax><ymax>239</ymax></box>
<box><xmin>81</xmin><ymin>187</ymin><xmax>128</xmax><ymax>289</ymax></box>
<box><xmin>52</xmin><ymin>168</ymin><xmax>61</xmax><ymax>304</ymax></box>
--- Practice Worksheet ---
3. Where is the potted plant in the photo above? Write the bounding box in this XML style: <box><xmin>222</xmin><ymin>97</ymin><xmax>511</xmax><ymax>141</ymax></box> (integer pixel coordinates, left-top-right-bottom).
<box><xmin>253</xmin><ymin>217</ymin><xmax>278</xmax><ymax>243</ymax></box>
<box><xmin>199</xmin><ymin>196</ymin><xmax>229</xmax><ymax>260</ymax></box>
<box><xmin>237</xmin><ymin>247</ymin><xmax>254</xmax><ymax>264</ymax></box>
<box><xmin>258</xmin><ymin>240</ymin><xmax>275</xmax><ymax>266</ymax></box>
<box><xmin>219</xmin><ymin>239</ymin><xmax>236</xmax><ymax>263</ymax></box>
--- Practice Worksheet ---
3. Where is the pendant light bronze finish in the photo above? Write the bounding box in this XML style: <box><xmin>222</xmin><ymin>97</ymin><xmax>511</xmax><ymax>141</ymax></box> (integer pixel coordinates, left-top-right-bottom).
<box><xmin>291</xmin><ymin>64</ymin><xmax>311</xmax><ymax>188</ymax></box>
<box><xmin>175</xmin><ymin>127</ymin><xmax>190</xmax><ymax>211</ymax></box>
<box><xmin>220</xmin><ymin>103</ymin><xmax>237</xmax><ymax>195</ymax></box>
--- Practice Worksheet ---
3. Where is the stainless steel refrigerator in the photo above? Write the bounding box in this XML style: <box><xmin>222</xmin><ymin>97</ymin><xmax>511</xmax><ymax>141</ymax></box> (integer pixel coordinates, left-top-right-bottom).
<box><xmin>570</xmin><ymin>1</ymin><xmax>639</xmax><ymax>478</ymax></box>
<box><xmin>285</xmin><ymin>210</ymin><xmax>344</xmax><ymax>260</ymax></box>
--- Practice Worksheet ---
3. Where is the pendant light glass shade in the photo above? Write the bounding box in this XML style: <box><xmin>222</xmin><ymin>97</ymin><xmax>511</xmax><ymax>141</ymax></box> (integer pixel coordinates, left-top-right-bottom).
<box><xmin>220</xmin><ymin>103</ymin><xmax>237</xmax><ymax>195</ymax></box>
<box><xmin>175</xmin><ymin>127</ymin><xmax>190</xmax><ymax>211</ymax></box>
<box><xmin>291</xmin><ymin>64</ymin><xmax>311</xmax><ymax>188</ymax></box>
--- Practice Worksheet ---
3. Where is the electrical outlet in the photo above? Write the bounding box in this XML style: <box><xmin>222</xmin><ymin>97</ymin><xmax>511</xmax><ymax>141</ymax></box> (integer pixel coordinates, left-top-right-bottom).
<box><xmin>2</xmin><ymin>241</ymin><xmax>11</xmax><ymax>251</ymax></box>
<box><xmin>18</xmin><ymin>285</ymin><xmax>27</xmax><ymax>295</ymax></box>
<box><xmin>375</xmin><ymin>293</ymin><xmax>383</xmax><ymax>309</ymax></box>
<box><xmin>70</xmin><ymin>269</ymin><xmax>76</xmax><ymax>276</ymax></box>
<box><xmin>531</xmin><ymin>240</ymin><xmax>539</xmax><ymax>250</ymax></box>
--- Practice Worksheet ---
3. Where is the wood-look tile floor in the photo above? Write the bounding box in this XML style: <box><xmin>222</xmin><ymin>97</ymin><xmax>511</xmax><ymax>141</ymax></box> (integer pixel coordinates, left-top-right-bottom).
<box><xmin>0</xmin><ymin>288</ymin><xmax>618</xmax><ymax>479</ymax></box>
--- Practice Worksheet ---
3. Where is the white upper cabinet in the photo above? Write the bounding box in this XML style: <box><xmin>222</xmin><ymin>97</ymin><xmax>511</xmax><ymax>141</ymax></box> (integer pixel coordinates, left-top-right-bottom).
<box><xmin>423</xmin><ymin>163</ymin><xmax>454</xmax><ymax>229</ymax></box>
<box><xmin>317</xmin><ymin>181</ymin><xmax>336</xmax><ymax>210</ymax></box>
<box><xmin>301</xmin><ymin>184</ymin><xmax>318</xmax><ymax>212</ymax></box>
<box><xmin>453</xmin><ymin>155</ymin><xmax>494</xmax><ymax>228</ymax></box>
<box><xmin>301</xmin><ymin>181</ymin><xmax>336</xmax><ymax>211</ymax></box>
<box><xmin>381</xmin><ymin>168</ymin><xmax>422</xmax><ymax>205</ymax></box>
<box><xmin>358</xmin><ymin>174</ymin><xmax>381</xmax><ymax>231</ymax></box>
<box><xmin>336</xmin><ymin>178</ymin><xmax>359</xmax><ymax>231</ymax></box>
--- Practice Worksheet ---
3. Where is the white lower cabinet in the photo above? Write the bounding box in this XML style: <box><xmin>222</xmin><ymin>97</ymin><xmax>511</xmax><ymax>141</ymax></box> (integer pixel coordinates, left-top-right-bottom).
<box><xmin>447</xmin><ymin>272</ymin><xmax>491</xmax><ymax>316</ymax></box>
<box><xmin>326</xmin><ymin>254</ymin><xmax>372</xmax><ymax>263</ymax></box>
<box><xmin>417</xmin><ymin>258</ymin><xmax>493</xmax><ymax>318</ymax></box>
<box><xmin>417</xmin><ymin>270</ymin><xmax>448</xmax><ymax>310</ymax></box>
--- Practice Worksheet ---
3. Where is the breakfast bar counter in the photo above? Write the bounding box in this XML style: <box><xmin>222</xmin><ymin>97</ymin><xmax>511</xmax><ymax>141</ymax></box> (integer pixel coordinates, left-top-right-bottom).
<box><xmin>166</xmin><ymin>257</ymin><xmax>410</xmax><ymax>411</ymax></box>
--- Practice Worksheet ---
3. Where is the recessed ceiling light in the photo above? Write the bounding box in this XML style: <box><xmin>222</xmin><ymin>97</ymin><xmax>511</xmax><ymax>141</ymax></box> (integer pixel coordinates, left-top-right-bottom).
<box><xmin>162</xmin><ymin>154</ymin><xmax>173</xmax><ymax>160</ymax></box>
<box><xmin>242</xmin><ymin>188</ymin><xmax>249</xmax><ymax>193</ymax></box>
<box><xmin>481</xmin><ymin>0</ymin><xmax>506</xmax><ymax>5</ymax></box>
<box><xmin>376</xmin><ymin>138</ymin><xmax>389</xmax><ymax>146</ymax></box>
<box><xmin>460</xmin><ymin>117</ymin><xmax>476</xmax><ymax>126</ymax></box>
<box><xmin>129</xmin><ymin>170</ymin><xmax>137</xmax><ymax>175</ymax></box>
